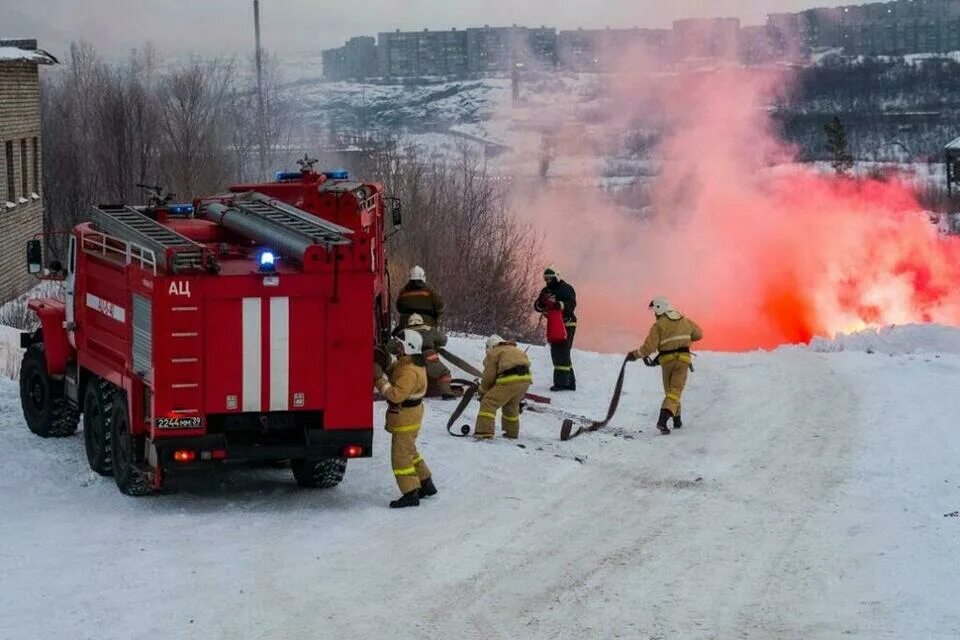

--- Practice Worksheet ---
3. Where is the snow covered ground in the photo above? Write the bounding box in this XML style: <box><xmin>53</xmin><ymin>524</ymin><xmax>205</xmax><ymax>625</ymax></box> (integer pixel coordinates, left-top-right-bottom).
<box><xmin>2</xmin><ymin>331</ymin><xmax>960</xmax><ymax>639</ymax></box>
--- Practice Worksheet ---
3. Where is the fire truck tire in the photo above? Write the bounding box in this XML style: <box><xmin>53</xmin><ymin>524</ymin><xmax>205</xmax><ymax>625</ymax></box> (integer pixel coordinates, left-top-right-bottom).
<box><xmin>19</xmin><ymin>345</ymin><xmax>79</xmax><ymax>438</ymax></box>
<box><xmin>291</xmin><ymin>458</ymin><xmax>347</xmax><ymax>488</ymax></box>
<box><xmin>83</xmin><ymin>379</ymin><xmax>113</xmax><ymax>476</ymax></box>
<box><xmin>109</xmin><ymin>391</ymin><xmax>152</xmax><ymax>496</ymax></box>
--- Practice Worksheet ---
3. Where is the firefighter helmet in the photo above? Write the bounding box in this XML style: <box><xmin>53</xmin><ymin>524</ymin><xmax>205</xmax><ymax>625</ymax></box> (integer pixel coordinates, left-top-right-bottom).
<box><xmin>543</xmin><ymin>265</ymin><xmax>560</xmax><ymax>281</ymax></box>
<box><xmin>410</xmin><ymin>265</ymin><xmax>426</xmax><ymax>282</ymax></box>
<box><xmin>407</xmin><ymin>313</ymin><xmax>424</xmax><ymax>327</ymax></box>
<box><xmin>649</xmin><ymin>296</ymin><xmax>682</xmax><ymax>320</ymax></box>
<box><xmin>486</xmin><ymin>334</ymin><xmax>504</xmax><ymax>351</ymax></box>
<box><xmin>401</xmin><ymin>329</ymin><xmax>423</xmax><ymax>355</ymax></box>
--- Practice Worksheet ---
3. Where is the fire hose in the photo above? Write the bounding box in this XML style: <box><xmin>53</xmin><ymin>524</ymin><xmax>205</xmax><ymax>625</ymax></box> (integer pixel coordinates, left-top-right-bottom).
<box><xmin>559</xmin><ymin>357</ymin><xmax>631</xmax><ymax>441</ymax></box>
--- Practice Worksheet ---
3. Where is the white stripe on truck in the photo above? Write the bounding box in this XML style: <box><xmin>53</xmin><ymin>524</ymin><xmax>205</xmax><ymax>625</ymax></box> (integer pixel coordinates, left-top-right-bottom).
<box><xmin>242</xmin><ymin>297</ymin><xmax>262</xmax><ymax>411</ymax></box>
<box><xmin>269</xmin><ymin>297</ymin><xmax>290</xmax><ymax>411</ymax></box>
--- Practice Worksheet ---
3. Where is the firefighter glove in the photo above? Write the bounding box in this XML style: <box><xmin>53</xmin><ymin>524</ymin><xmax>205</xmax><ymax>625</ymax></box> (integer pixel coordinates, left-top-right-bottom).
<box><xmin>625</xmin><ymin>351</ymin><xmax>639</xmax><ymax>362</ymax></box>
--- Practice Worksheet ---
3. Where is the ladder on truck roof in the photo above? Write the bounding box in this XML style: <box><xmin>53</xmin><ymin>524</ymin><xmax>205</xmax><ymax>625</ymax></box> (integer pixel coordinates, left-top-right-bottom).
<box><xmin>91</xmin><ymin>205</ymin><xmax>207</xmax><ymax>273</ymax></box>
<box><xmin>227</xmin><ymin>192</ymin><xmax>352</xmax><ymax>247</ymax></box>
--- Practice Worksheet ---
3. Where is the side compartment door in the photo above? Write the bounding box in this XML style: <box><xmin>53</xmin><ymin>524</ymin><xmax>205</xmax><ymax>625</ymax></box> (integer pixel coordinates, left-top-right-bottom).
<box><xmin>65</xmin><ymin>235</ymin><xmax>77</xmax><ymax>348</ymax></box>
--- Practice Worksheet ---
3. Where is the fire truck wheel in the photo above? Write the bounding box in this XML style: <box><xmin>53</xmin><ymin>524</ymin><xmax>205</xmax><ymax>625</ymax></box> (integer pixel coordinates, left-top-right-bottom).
<box><xmin>110</xmin><ymin>392</ymin><xmax>152</xmax><ymax>496</ymax></box>
<box><xmin>83</xmin><ymin>379</ymin><xmax>113</xmax><ymax>476</ymax></box>
<box><xmin>291</xmin><ymin>458</ymin><xmax>347</xmax><ymax>489</ymax></box>
<box><xmin>19</xmin><ymin>345</ymin><xmax>79</xmax><ymax>438</ymax></box>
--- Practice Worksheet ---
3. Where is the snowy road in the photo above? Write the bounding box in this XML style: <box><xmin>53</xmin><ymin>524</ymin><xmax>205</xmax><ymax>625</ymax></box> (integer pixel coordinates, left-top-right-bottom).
<box><xmin>1</xmin><ymin>335</ymin><xmax>959</xmax><ymax>639</ymax></box>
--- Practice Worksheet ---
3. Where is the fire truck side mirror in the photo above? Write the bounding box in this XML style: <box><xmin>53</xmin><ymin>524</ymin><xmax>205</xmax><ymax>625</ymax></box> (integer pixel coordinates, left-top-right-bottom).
<box><xmin>389</xmin><ymin>198</ymin><xmax>402</xmax><ymax>228</ymax></box>
<box><xmin>26</xmin><ymin>240</ymin><xmax>43</xmax><ymax>275</ymax></box>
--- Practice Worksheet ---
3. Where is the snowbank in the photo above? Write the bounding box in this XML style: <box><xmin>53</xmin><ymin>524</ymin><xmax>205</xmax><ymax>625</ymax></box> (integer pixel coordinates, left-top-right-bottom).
<box><xmin>0</xmin><ymin>325</ymin><xmax>23</xmax><ymax>380</ymax></box>
<box><xmin>809</xmin><ymin>323</ymin><xmax>960</xmax><ymax>354</ymax></box>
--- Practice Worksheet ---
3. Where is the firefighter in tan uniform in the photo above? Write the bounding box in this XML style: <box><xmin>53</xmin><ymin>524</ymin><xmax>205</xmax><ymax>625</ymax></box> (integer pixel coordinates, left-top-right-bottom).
<box><xmin>474</xmin><ymin>335</ymin><xmax>533</xmax><ymax>440</ymax></box>
<box><xmin>374</xmin><ymin>329</ymin><xmax>437</xmax><ymax>508</ymax></box>
<box><xmin>627</xmin><ymin>297</ymin><xmax>703</xmax><ymax>435</ymax></box>
<box><xmin>406</xmin><ymin>314</ymin><xmax>457</xmax><ymax>400</ymax></box>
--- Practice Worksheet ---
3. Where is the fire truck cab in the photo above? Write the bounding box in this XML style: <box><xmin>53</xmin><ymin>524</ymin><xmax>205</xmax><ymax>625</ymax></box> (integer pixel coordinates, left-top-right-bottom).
<box><xmin>20</xmin><ymin>168</ymin><xmax>391</xmax><ymax>496</ymax></box>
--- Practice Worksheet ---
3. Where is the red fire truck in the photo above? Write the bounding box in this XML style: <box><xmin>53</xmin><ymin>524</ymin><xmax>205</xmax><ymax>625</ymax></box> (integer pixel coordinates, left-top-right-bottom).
<box><xmin>20</xmin><ymin>167</ymin><xmax>396</xmax><ymax>495</ymax></box>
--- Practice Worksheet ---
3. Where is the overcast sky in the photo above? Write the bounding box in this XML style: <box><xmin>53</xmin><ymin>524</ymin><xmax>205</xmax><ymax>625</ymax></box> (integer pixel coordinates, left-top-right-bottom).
<box><xmin>7</xmin><ymin>0</ymin><xmax>848</xmax><ymax>58</ymax></box>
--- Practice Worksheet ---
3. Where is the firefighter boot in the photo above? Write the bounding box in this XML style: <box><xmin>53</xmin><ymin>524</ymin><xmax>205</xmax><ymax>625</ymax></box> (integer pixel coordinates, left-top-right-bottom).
<box><xmin>657</xmin><ymin>408</ymin><xmax>673</xmax><ymax>435</ymax></box>
<box><xmin>389</xmin><ymin>490</ymin><xmax>421</xmax><ymax>508</ymax></box>
<box><xmin>418</xmin><ymin>476</ymin><xmax>438</xmax><ymax>499</ymax></box>
<box><xmin>673</xmin><ymin>413</ymin><xmax>683</xmax><ymax>429</ymax></box>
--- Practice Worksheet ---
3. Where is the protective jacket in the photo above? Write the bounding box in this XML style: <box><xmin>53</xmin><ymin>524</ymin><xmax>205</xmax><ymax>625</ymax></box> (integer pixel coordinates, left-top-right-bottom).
<box><xmin>633</xmin><ymin>315</ymin><xmax>704</xmax><ymax>365</ymax></box>
<box><xmin>409</xmin><ymin>322</ymin><xmax>455</xmax><ymax>397</ymax></box>
<box><xmin>534</xmin><ymin>279</ymin><xmax>577</xmax><ymax>327</ymax></box>
<box><xmin>397</xmin><ymin>281</ymin><xmax>445</xmax><ymax>326</ymax></box>
<box><xmin>375</xmin><ymin>356</ymin><xmax>428</xmax><ymax>433</ymax></box>
<box><xmin>480</xmin><ymin>342</ymin><xmax>533</xmax><ymax>394</ymax></box>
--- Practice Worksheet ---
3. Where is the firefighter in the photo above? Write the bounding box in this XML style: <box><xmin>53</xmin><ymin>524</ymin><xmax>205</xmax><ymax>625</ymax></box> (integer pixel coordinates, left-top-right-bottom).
<box><xmin>627</xmin><ymin>297</ymin><xmax>703</xmax><ymax>435</ymax></box>
<box><xmin>395</xmin><ymin>265</ymin><xmax>444</xmax><ymax>331</ymax></box>
<box><xmin>534</xmin><ymin>265</ymin><xmax>577</xmax><ymax>391</ymax></box>
<box><xmin>474</xmin><ymin>335</ymin><xmax>533</xmax><ymax>440</ymax></box>
<box><xmin>374</xmin><ymin>329</ymin><xmax>437</xmax><ymax>508</ymax></box>
<box><xmin>406</xmin><ymin>314</ymin><xmax>457</xmax><ymax>400</ymax></box>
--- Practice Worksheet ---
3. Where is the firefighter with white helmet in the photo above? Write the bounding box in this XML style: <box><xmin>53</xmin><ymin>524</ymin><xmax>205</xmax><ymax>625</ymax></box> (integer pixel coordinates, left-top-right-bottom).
<box><xmin>406</xmin><ymin>314</ymin><xmax>457</xmax><ymax>400</ymax></box>
<box><xmin>474</xmin><ymin>335</ymin><xmax>533</xmax><ymax>440</ymax></box>
<box><xmin>395</xmin><ymin>265</ymin><xmax>445</xmax><ymax>332</ymax></box>
<box><xmin>627</xmin><ymin>297</ymin><xmax>704</xmax><ymax>435</ymax></box>
<box><xmin>374</xmin><ymin>329</ymin><xmax>437</xmax><ymax>507</ymax></box>
<box><xmin>534</xmin><ymin>265</ymin><xmax>578</xmax><ymax>391</ymax></box>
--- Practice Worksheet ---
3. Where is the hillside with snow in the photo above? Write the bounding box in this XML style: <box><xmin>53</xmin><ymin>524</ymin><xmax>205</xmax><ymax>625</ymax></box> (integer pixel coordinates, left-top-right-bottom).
<box><xmin>1</xmin><ymin>330</ymin><xmax>959</xmax><ymax>639</ymax></box>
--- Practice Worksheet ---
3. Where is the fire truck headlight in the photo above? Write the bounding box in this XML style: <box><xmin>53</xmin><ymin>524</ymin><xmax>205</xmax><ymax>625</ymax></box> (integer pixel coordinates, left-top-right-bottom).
<box><xmin>259</xmin><ymin>250</ymin><xmax>276</xmax><ymax>272</ymax></box>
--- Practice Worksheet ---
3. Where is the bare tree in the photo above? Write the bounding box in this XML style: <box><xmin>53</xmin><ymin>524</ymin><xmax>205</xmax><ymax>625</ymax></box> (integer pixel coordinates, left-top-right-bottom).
<box><xmin>156</xmin><ymin>58</ymin><xmax>238</xmax><ymax>198</ymax></box>
<box><xmin>38</xmin><ymin>43</ymin><xmax>538</xmax><ymax>338</ymax></box>
<box><xmin>376</xmin><ymin>145</ymin><xmax>543</xmax><ymax>340</ymax></box>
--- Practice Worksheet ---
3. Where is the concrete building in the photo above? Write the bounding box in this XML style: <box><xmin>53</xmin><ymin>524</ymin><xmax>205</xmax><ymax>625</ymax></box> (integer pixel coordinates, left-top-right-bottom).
<box><xmin>0</xmin><ymin>38</ymin><xmax>56</xmax><ymax>302</ymax></box>
<box><xmin>739</xmin><ymin>25</ymin><xmax>778</xmax><ymax>64</ymax></box>
<box><xmin>672</xmin><ymin>17</ymin><xmax>741</xmax><ymax>60</ymax></box>
<box><xmin>325</xmin><ymin>1</ymin><xmax>960</xmax><ymax>81</ymax></box>
<box><xmin>946</xmin><ymin>135</ymin><xmax>960</xmax><ymax>197</ymax></box>
<box><xmin>838</xmin><ymin>0</ymin><xmax>960</xmax><ymax>55</ymax></box>
<box><xmin>322</xmin><ymin>36</ymin><xmax>377</xmax><ymax>80</ymax></box>
<box><xmin>466</xmin><ymin>25</ymin><xmax>557</xmax><ymax>73</ymax></box>
<box><xmin>558</xmin><ymin>27</ymin><xmax>670</xmax><ymax>70</ymax></box>
<box><xmin>376</xmin><ymin>28</ymin><xmax>469</xmax><ymax>77</ymax></box>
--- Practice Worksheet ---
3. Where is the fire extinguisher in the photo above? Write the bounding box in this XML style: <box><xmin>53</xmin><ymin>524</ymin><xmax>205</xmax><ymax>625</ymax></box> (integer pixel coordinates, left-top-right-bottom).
<box><xmin>546</xmin><ymin>308</ymin><xmax>568</xmax><ymax>344</ymax></box>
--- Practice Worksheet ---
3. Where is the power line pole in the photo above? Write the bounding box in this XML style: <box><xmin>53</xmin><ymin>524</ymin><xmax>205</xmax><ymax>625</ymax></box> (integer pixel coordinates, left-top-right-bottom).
<box><xmin>254</xmin><ymin>0</ymin><xmax>267</xmax><ymax>180</ymax></box>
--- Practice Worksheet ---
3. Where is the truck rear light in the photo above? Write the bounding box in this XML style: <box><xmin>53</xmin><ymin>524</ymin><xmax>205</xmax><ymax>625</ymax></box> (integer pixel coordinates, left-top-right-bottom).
<box><xmin>173</xmin><ymin>450</ymin><xmax>196</xmax><ymax>463</ymax></box>
<box><xmin>342</xmin><ymin>445</ymin><xmax>364</xmax><ymax>458</ymax></box>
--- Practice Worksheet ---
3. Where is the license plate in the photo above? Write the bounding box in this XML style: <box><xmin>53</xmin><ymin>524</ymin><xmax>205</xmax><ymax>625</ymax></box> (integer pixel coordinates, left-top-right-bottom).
<box><xmin>156</xmin><ymin>416</ymin><xmax>204</xmax><ymax>429</ymax></box>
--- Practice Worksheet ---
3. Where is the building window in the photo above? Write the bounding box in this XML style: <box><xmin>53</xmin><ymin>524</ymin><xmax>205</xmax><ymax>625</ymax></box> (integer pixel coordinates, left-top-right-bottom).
<box><xmin>20</xmin><ymin>139</ymin><xmax>28</xmax><ymax>198</ymax></box>
<box><xmin>31</xmin><ymin>138</ymin><xmax>39</xmax><ymax>195</ymax></box>
<box><xmin>5</xmin><ymin>141</ymin><xmax>14</xmax><ymax>202</ymax></box>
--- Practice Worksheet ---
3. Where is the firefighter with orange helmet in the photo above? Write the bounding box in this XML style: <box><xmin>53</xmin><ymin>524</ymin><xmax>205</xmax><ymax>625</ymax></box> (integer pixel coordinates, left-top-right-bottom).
<box><xmin>627</xmin><ymin>297</ymin><xmax>703</xmax><ymax>435</ymax></box>
<box><xmin>474</xmin><ymin>335</ymin><xmax>533</xmax><ymax>440</ymax></box>
<box><xmin>534</xmin><ymin>265</ymin><xmax>577</xmax><ymax>391</ymax></box>
<box><xmin>374</xmin><ymin>329</ymin><xmax>437</xmax><ymax>508</ymax></box>
<box><xmin>406</xmin><ymin>314</ymin><xmax>457</xmax><ymax>400</ymax></box>
<box><xmin>396</xmin><ymin>265</ymin><xmax>445</xmax><ymax>331</ymax></box>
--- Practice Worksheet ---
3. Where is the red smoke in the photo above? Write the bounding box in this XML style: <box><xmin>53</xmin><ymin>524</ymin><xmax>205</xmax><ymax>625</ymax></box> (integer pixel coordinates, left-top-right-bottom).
<box><xmin>508</xmin><ymin>66</ymin><xmax>960</xmax><ymax>351</ymax></box>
